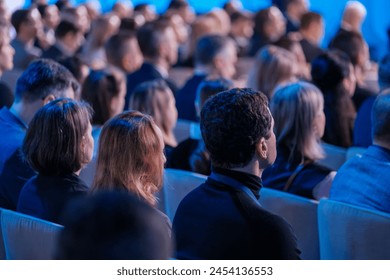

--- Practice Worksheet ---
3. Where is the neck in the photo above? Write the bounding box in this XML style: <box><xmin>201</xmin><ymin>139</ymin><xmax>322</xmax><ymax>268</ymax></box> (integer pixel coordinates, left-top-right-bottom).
<box><xmin>373</xmin><ymin>139</ymin><xmax>390</xmax><ymax>151</ymax></box>
<box><xmin>144</xmin><ymin>57</ymin><xmax>169</xmax><ymax>75</ymax></box>
<box><xmin>194</xmin><ymin>64</ymin><xmax>213</xmax><ymax>76</ymax></box>
<box><xmin>300</xmin><ymin>29</ymin><xmax>319</xmax><ymax>45</ymax></box>
<box><xmin>17</xmin><ymin>34</ymin><xmax>34</xmax><ymax>46</ymax></box>
<box><xmin>228</xmin><ymin>159</ymin><xmax>262</xmax><ymax>178</ymax></box>
<box><xmin>10</xmin><ymin>101</ymin><xmax>41</xmax><ymax>126</ymax></box>
<box><xmin>164</xmin><ymin>132</ymin><xmax>177</xmax><ymax>148</ymax></box>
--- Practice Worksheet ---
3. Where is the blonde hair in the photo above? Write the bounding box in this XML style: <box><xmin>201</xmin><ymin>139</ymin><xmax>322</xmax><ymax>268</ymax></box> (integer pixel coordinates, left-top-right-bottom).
<box><xmin>247</xmin><ymin>45</ymin><xmax>296</xmax><ymax>99</ymax></box>
<box><xmin>91</xmin><ymin>111</ymin><xmax>164</xmax><ymax>206</ymax></box>
<box><xmin>271</xmin><ymin>81</ymin><xmax>325</xmax><ymax>163</ymax></box>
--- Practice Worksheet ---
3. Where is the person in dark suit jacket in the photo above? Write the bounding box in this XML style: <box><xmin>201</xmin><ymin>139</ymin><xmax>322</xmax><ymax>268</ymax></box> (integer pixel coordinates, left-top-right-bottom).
<box><xmin>283</xmin><ymin>0</ymin><xmax>309</xmax><ymax>33</ymax></box>
<box><xmin>0</xmin><ymin>59</ymin><xmax>79</xmax><ymax>210</ymax></box>
<box><xmin>125</xmin><ymin>20</ymin><xmax>179</xmax><ymax>109</ymax></box>
<box><xmin>42</xmin><ymin>20</ymin><xmax>84</xmax><ymax>62</ymax></box>
<box><xmin>330</xmin><ymin>94</ymin><xmax>390</xmax><ymax>214</ymax></box>
<box><xmin>299</xmin><ymin>11</ymin><xmax>324</xmax><ymax>63</ymax></box>
<box><xmin>173</xmin><ymin>88</ymin><xmax>301</xmax><ymax>260</ymax></box>
<box><xmin>17</xmin><ymin>99</ymin><xmax>93</xmax><ymax>224</ymax></box>
<box><xmin>175</xmin><ymin>35</ymin><xmax>237</xmax><ymax>121</ymax></box>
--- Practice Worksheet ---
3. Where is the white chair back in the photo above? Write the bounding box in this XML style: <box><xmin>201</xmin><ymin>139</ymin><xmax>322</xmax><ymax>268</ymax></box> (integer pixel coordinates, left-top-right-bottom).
<box><xmin>260</xmin><ymin>188</ymin><xmax>320</xmax><ymax>260</ymax></box>
<box><xmin>346</xmin><ymin>146</ymin><xmax>367</xmax><ymax>160</ymax></box>
<box><xmin>1</xmin><ymin>209</ymin><xmax>63</xmax><ymax>259</ymax></box>
<box><xmin>317</xmin><ymin>143</ymin><xmax>347</xmax><ymax>170</ymax></box>
<box><xmin>162</xmin><ymin>168</ymin><xmax>207</xmax><ymax>221</ymax></box>
<box><xmin>318</xmin><ymin>199</ymin><xmax>390</xmax><ymax>259</ymax></box>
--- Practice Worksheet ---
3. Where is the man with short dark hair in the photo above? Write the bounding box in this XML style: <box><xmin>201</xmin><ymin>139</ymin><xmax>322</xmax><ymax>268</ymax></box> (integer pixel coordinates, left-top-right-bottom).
<box><xmin>175</xmin><ymin>34</ymin><xmax>237</xmax><ymax>121</ymax></box>
<box><xmin>173</xmin><ymin>88</ymin><xmax>301</xmax><ymax>259</ymax></box>
<box><xmin>331</xmin><ymin>92</ymin><xmax>390</xmax><ymax>214</ymax></box>
<box><xmin>125</xmin><ymin>20</ymin><xmax>178</xmax><ymax>109</ymax></box>
<box><xmin>299</xmin><ymin>11</ymin><xmax>324</xmax><ymax>63</ymax></box>
<box><xmin>0</xmin><ymin>59</ymin><xmax>79</xmax><ymax>210</ymax></box>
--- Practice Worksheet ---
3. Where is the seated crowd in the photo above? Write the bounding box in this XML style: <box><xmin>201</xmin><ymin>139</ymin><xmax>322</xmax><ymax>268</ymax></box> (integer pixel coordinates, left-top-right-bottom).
<box><xmin>0</xmin><ymin>0</ymin><xmax>389</xmax><ymax>260</ymax></box>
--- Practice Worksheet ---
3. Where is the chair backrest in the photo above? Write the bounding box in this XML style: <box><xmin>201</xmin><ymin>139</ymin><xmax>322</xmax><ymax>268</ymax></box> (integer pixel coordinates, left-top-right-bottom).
<box><xmin>318</xmin><ymin>199</ymin><xmax>390</xmax><ymax>260</ymax></box>
<box><xmin>260</xmin><ymin>188</ymin><xmax>320</xmax><ymax>260</ymax></box>
<box><xmin>317</xmin><ymin>143</ymin><xmax>347</xmax><ymax>170</ymax></box>
<box><xmin>0</xmin><ymin>208</ymin><xmax>5</xmax><ymax>260</ymax></box>
<box><xmin>162</xmin><ymin>168</ymin><xmax>207</xmax><ymax>221</ymax></box>
<box><xmin>1</xmin><ymin>209</ymin><xmax>63</xmax><ymax>259</ymax></box>
<box><xmin>346</xmin><ymin>146</ymin><xmax>366</xmax><ymax>160</ymax></box>
<box><xmin>173</xmin><ymin>119</ymin><xmax>198</xmax><ymax>144</ymax></box>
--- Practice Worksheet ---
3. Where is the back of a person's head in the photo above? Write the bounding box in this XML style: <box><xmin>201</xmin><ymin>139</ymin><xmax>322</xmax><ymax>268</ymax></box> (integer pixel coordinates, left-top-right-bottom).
<box><xmin>129</xmin><ymin>79</ymin><xmax>176</xmax><ymax>136</ymax></box>
<box><xmin>168</xmin><ymin>0</ymin><xmax>189</xmax><ymax>10</ymax></box>
<box><xmin>195</xmin><ymin>78</ymin><xmax>234</xmax><ymax>110</ymax></box>
<box><xmin>105</xmin><ymin>32</ymin><xmax>141</xmax><ymax>70</ymax></box>
<box><xmin>82</xmin><ymin>68</ymin><xmax>125</xmax><ymax>126</ymax></box>
<box><xmin>58</xmin><ymin>55</ymin><xmax>89</xmax><ymax>85</ymax></box>
<box><xmin>372</xmin><ymin>91</ymin><xmax>390</xmax><ymax>144</ymax></box>
<box><xmin>201</xmin><ymin>88</ymin><xmax>272</xmax><ymax>168</ymax></box>
<box><xmin>15</xmin><ymin>59</ymin><xmax>79</xmax><ymax>103</ymax></box>
<box><xmin>329</xmin><ymin>29</ymin><xmax>365</xmax><ymax>66</ymax></box>
<box><xmin>271</xmin><ymin>81</ymin><xmax>325</xmax><ymax>162</ymax></box>
<box><xmin>378</xmin><ymin>53</ymin><xmax>390</xmax><ymax>90</ymax></box>
<box><xmin>91</xmin><ymin>111</ymin><xmax>164</xmax><ymax>206</ymax></box>
<box><xmin>247</xmin><ymin>45</ymin><xmax>296</xmax><ymax>99</ymax></box>
<box><xmin>253</xmin><ymin>7</ymin><xmax>272</xmax><ymax>36</ymax></box>
<box><xmin>300</xmin><ymin>11</ymin><xmax>322</xmax><ymax>30</ymax></box>
<box><xmin>56</xmin><ymin>191</ymin><xmax>172</xmax><ymax>259</ymax></box>
<box><xmin>311</xmin><ymin>50</ymin><xmax>351</xmax><ymax>92</ymax></box>
<box><xmin>11</xmin><ymin>9</ymin><xmax>31</xmax><ymax>33</ymax></box>
<box><xmin>137</xmin><ymin>20</ymin><xmax>171</xmax><ymax>58</ymax></box>
<box><xmin>343</xmin><ymin>1</ymin><xmax>367</xmax><ymax>22</ymax></box>
<box><xmin>23</xmin><ymin>98</ymin><xmax>92</xmax><ymax>176</ymax></box>
<box><xmin>55</xmin><ymin>20</ymin><xmax>80</xmax><ymax>39</ymax></box>
<box><xmin>194</xmin><ymin>34</ymin><xmax>232</xmax><ymax>66</ymax></box>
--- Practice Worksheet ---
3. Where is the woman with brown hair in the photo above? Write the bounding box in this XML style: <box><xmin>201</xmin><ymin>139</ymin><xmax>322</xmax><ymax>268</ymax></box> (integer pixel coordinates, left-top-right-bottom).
<box><xmin>129</xmin><ymin>79</ymin><xmax>178</xmax><ymax>160</ymax></box>
<box><xmin>17</xmin><ymin>99</ymin><xmax>94</xmax><ymax>223</ymax></box>
<box><xmin>90</xmin><ymin>111</ymin><xmax>170</xmax><ymax>232</ymax></box>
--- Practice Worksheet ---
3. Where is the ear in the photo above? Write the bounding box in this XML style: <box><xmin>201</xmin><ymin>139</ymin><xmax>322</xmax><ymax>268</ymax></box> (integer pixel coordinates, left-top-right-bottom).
<box><xmin>256</xmin><ymin>137</ymin><xmax>268</xmax><ymax>160</ymax></box>
<box><xmin>42</xmin><ymin>94</ymin><xmax>55</xmax><ymax>105</ymax></box>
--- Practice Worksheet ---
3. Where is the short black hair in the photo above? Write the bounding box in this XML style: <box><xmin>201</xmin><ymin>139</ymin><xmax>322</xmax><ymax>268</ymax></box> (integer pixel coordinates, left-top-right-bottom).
<box><xmin>55</xmin><ymin>20</ymin><xmax>80</xmax><ymax>39</ymax></box>
<box><xmin>11</xmin><ymin>9</ymin><xmax>31</xmax><ymax>33</ymax></box>
<box><xmin>56</xmin><ymin>191</ymin><xmax>173</xmax><ymax>259</ymax></box>
<box><xmin>201</xmin><ymin>88</ymin><xmax>272</xmax><ymax>168</ymax></box>
<box><xmin>15</xmin><ymin>59</ymin><xmax>80</xmax><ymax>102</ymax></box>
<box><xmin>372</xmin><ymin>93</ymin><xmax>390</xmax><ymax>142</ymax></box>
<box><xmin>137</xmin><ymin>20</ymin><xmax>172</xmax><ymax>58</ymax></box>
<box><xmin>105</xmin><ymin>33</ymin><xmax>137</xmax><ymax>66</ymax></box>
<box><xmin>194</xmin><ymin>34</ymin><xmax>233</xmax><ymax>66</ymax></box>
<box><xmin>196</xmin><ymin>78</ymin><xmax>233</xmax><ymax>109</ymax></box>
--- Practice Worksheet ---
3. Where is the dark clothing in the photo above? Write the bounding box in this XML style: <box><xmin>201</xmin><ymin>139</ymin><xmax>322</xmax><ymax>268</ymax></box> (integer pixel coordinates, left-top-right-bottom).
<box><xmin>262</xmin><ymin>148</ymin><xmax>333</xmax><ymax>199</ymax></box>
<box><xmin>173</xmin><ymin>167</ymin><xmax>301</xmax><ymax>260</ymax></box>
<box><xmin>353</xmin><ymin>96</ymin><xmax>376</xmax><ymax>147</ymax></box>
<box><xmin>167</xmin><ymin>138</ymin><xmax>200</xmax><ymax>171</ymax></box>
<box><xmin>17</xmin><ymin>173</ymin><xmax>88</xmax><ymax>224</ymax></box>
<box><xmin>286</xmin><ymin>16</ymin><xmax>299</xmax><ymax>33</ymax></box>
<box><xmin>353</xmin><ymin>85</ymin><xmax>376</xmax><ymax>111</ymax></box>
<box><xmin>330</xmin><ymin>145</ymin><xmax>390</xmax><ymax>213</ymax></box>
<box><xmin>125</xmin><ymin>63</ymin><xmax>178</xmax><ymax>109</ymax></box>
<box><xmin>0</xmin><ymin>82</ymin><xmax>13</xmax><ymax>109</ymax></box>
<box><xmin>299</xmin><ymin>38</ymin><xmax>324</xmax><ymax>63</ymax></box>
<box><xmin>0</xmin><ymin>108</ymin><xmax>35</xmax><ymax>210</ymax></box>
<box><xmin>176</xmin><ymin>74</ymin><xmax>207</xmax><ymax>121</ymax></box>
<box><xmin>249</xmin><ymin>34</ymin><xmax>270</xmax><ymax>57</ymax></box>
<box><xmin>11</xmin><ymin>38</ymin><xmax>42</xmax><ymax>70</ymax></box>
<box><xmin>42</xmin><ymin>44</ymin><xmax>68</xmax><ymax>62</ymax></box>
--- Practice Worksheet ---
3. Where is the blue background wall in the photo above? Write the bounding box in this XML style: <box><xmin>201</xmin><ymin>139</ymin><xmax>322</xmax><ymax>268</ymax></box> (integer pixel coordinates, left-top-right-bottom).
<box><xmin>12</xmin><ymin>0</ymin><xmax>390</xmax><ymax>61</ymax></box>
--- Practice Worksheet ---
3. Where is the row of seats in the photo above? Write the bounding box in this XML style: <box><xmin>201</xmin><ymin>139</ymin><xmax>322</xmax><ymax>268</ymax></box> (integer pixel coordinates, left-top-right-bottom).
<box><xmin>160</xmin><ymin>168</ymin><xmax>390</xmax><ymax>260</ymax></box>
<box><xmin>1</xmin><ymin>168</ymin><xmax>389</xmax><ymax>260</ymax></box>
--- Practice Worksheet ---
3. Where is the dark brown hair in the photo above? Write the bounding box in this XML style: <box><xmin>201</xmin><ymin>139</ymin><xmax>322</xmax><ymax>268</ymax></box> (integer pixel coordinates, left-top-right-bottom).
<box><xmin>23</xmin><ymin>98</ymin><xmax>92</xmax><ymax>175</ymax></box>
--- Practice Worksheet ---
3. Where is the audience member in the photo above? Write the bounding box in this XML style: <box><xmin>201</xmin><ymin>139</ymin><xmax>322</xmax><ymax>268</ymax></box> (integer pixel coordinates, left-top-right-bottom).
<box><xmin>311</xmin><ymin>50</ymin><xmax>356</xmax><ymax>147</ymax></box>
<box><xmin>105</xmin><ymin>32</ymin><xmax>143</xmax><ymax>74</ymax></box>
<box><xmin>249</xmin><ymin>6</ymin><xmax>286</xmax><ymax>56</ymax></box>
<box><xmin>81</xmin><ymin>67</ymin><xmax>126</xmax><ymax>155</ymax></box>
<box><xmin>125</xmin><ymin>20</ymin><xmax>179</xmax><ymax>108</ymax></box>
<box><xmin>112</xmin><ymin>1</ymin><xmax>133</xmax><ymax>19</ymax></box>
<box><xmin>0</xmin><ymin>23</ymin><xmax>15</xmax><ymax>109</ymax></box>
<box><xmin>329</xmin><ymin>29</ymin><xmax>374</xmax><ymax>110</ymax></box>
<box><xmin>247</xmin><ymin>45</ymin><xmax>297</xmax><ymax>99</ymax></box>
<box><xmin>354</xmin><ymin>53</ymin><xmax>390</xmax><ymax>147</ymax></box>
<box><xmin>81</xmin><ymin>14</ymin><xmax>121</xmax><ymax>69</ymax></box>
<box><xmin>0</xmin><ymin>59</ymin><xmax>79</xmax><ymax>210</ymax></box>
<box><xmin>299</xmin><ymin>11</ymin><xmax>325</xmax><ymax>63</ymax></box>
<box><xmin>173</xmin><ymin>88</ymin><xmax>301</xmax><ymax>260</ymax></box>
<box><xmin>167</xmin><ymin>0</ymin><xmax>195</xmax><ymax>25</ymax></box>
<box><xmin>90</xmin><ymin>111</ymin><xmax>171</xmax><ymax>235</ymax></box>
<box><xmin>330</xmin><ymin>92</ymin><xmax>390</xmax><ymax>213</ymax></box>
<box><xmin>134</xmin><ymin>3</ymin><xmax>157</xmax><ymax>23</ymax></box>
<box><xmin>168</xmin><ymin>78</ymin><xmax>233</xmax><ymax>173</ymax></box>
<box><xmin>176</xmin><ymin>34</ymin><xmax>237</xmax><ymax>121</ymax></box>
<box><xmin>17</xmin><ymin>99</ymin><xmax>93</xmax><ymax>223</ymax></box>
<box><xmin>229</xmin><ymin>11</ymin><xmax>253</xmax><ymax>57</ymax></box>
<box><xmin>36</xmin><ymin>4</ymin><xmax>60</xmax><ymax>50</ymax></box>
<box><xmin>262</xmin><ymin>82</ymin><xmax>335</xmax><ymax>199</ymax></box>
<box><xmin>10</xmin><ymin>8</ymin><xmax>42</xmax><ymax>70</ymax></box>
<box><xmin>340</xmin><ymin>1</ymin><xmax>367</xmax><ymax>34</ymax></box>
<box><xmin>283</xmin><ymin>0</ymin><xmax>309</xmax><ymax>33</ymax></box>
<box><xmin>61</xmin><ymin>6</ymin><xmax>91</xmax><ymax>36</ymax></box>
<box><xmin>129</xmin><ymin>79</ymin><xmax>178</xmax><ymax>159</ymax></box>
<box><xmin>42</xmin><ymin>20</ymin><xmax>84</xmax><ymax>62</ymax></box>
<box><xmin>56</xmin><ymin>191</ymin><xmax>173</xmax><ymax>259</ymax></box>
<box><xmin>58</xmin><ymin>55</ymin><xmax>90</xmax><ymax>88</ymax></box>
